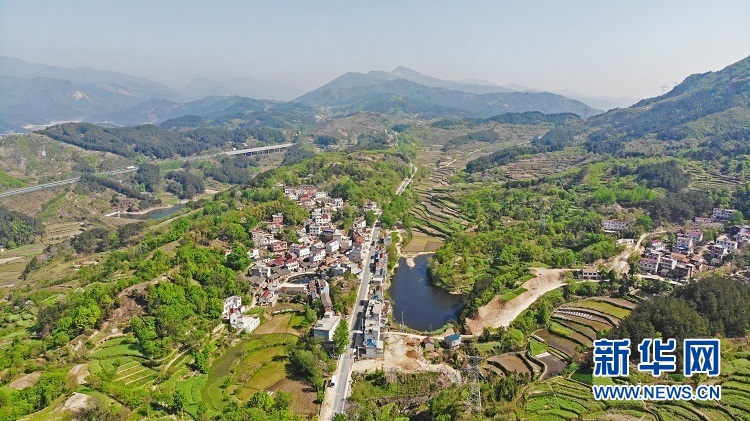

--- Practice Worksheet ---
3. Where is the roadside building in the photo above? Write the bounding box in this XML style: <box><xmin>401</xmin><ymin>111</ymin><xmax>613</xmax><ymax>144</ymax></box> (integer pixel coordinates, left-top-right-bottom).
<box><xmin>639</xmin><ymin>257</ymin><xmax>660</xmax><ymax>274</ymax></box>
<box><xmin>443</xmin><ymin>334</ymin><xmax>462</xmax><ymax>349</ymax></box>
<box><xmin>313</xmin><ymin>312</ymin><xmax>341</xmax><ymax>341</ymax></box>
<box><xmin>577</xmin><ymin>267</ymin><xmax>601</xmax><ymax>280</ymax></box>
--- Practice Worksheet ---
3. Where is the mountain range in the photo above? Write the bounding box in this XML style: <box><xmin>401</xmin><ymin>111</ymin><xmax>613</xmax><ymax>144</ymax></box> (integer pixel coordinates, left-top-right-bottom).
<box><xmin>581</xmin><ymin>54</ymin><xmax>750</xmax><ymax>154</ymax></box>
<box><xmin>0</xmin><ymin>57</ymin><xmax>616</xmax><ymax>132</ymax></box>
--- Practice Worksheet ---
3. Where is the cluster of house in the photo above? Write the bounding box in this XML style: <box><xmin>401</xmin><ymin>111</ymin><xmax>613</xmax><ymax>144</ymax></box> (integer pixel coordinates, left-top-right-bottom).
<box><xmin>243</xmin><ymin>187</ymin><xmax>379</xmax><ymax>311</ymax></box>
<box><xmin>636</xmin><ymin>208</ymin><xmax>747</xmax><ymax>281</ymax></box>
<box><xmin>222</xmin><ymin>296</ymin><xmax>261</xmax><ymax>332</ymax></box>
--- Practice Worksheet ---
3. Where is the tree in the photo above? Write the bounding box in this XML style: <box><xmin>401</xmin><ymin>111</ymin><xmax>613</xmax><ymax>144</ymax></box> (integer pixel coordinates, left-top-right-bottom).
<box><xmin>135</xmin><ymin>163</ymin><xmax>161</xmax><ymax>192</ymax></box>
<box><xmin>172</xmin><ymin>390</ymin><xmax>185</xmax><ymax>416</ymax></box>
<box><xmin>333</xmin><ymin>318</ymin><xmax>349</xmax><ymax>354</ymax></box>
<box><xmin>248</xmin><ymin>391</ymin><xmax>275</xmax><ymax>411</ymax></box>
<box><xmin>274</xmin><ymin>390</ymin><xmax>294</xmax><ymax>411</ymax></box>
<box><xmin>225</xmin><ymin>242</ymin><xmax>251</xmax><ymax>272</ymax></box>
<box><xmin>364</xmin><ymin>210</ymin><xmax>377</xmax><ymax>227</ymax></box>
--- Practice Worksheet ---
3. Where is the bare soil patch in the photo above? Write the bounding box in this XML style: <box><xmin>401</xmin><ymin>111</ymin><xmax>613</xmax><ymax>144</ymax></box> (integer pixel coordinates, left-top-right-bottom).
<box><xmin>7</xmin><ymin>371</ymin><xmax>42</xmax><ymax>390</ymax></box>
<box><xmin>487</xmin><ymin>354</ymin><xmax>531</xmax><ymax>374</ymax></box>
<box><xmin>538</xmin><ymin>353</ymin><xmax>566</xmax><ymax>380</ymax></box>
<box><xmin>268</xmin><ymin>378</ymin><xmax>318</xmax><ymax>417</ymax></box>
<box><xmin>352</xmin><ymin>333</ymin><xmax>461</xmax><ymax>383</ymax></box>
<box><xmin>465</xmin><ymin>268</ymin><xmax>569</xmax><ymax>335</ymax></box>
<box><xmin>58</xmin><ymin>392</ymin><xmax>96</xmax><ymax>413</ymax></box>
<box><xmin>68</xmin><ymin>363</ymin><xmax>90</xmax><ymax>386</ymax></box>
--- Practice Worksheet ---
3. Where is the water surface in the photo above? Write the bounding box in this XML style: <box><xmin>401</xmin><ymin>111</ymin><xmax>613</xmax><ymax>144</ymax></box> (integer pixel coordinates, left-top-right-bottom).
<box><xmin>389</xmin><ymin>254</ymin><xmax>462</xmax><ymax>331</ymax></box>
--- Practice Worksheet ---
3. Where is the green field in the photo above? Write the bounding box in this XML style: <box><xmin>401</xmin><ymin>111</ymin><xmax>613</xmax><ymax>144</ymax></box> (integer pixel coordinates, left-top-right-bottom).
<box><xmin>567</xmin><ymin>299</ymin><xmax>631</xmax><ymax>319</ymax></box>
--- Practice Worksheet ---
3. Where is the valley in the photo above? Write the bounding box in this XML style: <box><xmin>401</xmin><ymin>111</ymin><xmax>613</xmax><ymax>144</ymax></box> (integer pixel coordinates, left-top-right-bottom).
<box><xmin>0</xmin><ymin>52</ymin><xmax>750</xmax><ymax>421</ymax></box>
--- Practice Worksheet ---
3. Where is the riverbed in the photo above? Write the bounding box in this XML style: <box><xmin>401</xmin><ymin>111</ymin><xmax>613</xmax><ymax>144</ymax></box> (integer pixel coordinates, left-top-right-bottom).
<box><xmin>388</xmin><ymin>254</ymin><xmax>462</xmax><ymax>331</ymax></box>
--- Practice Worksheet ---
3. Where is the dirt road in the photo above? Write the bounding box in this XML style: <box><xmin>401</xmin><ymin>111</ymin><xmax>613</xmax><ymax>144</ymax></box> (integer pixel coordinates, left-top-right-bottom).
<box><xmin>464</xmin><ymin>268</ymin><xmax>570</xmax><ymax>335</ymax></box>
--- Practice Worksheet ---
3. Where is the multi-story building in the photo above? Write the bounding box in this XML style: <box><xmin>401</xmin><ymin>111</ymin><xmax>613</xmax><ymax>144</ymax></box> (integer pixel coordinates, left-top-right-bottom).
<box><xmin>603</xmin><ymin>219</ymin><xmax>628</xmax><ymax>231</ymax></box>
<box><xmin>311</xmin><ymin>248</ymin><xmax>326</xmax><ymax>263</ymax></box>
<box><xmin>326</xmin><ymin>240</ymin><xmax>340</xmax><ymax>255</ymax></box>
<box><xmin>684</xmin><ymin>230</ymin><xmax>704</xmax><ymax>243</ymax></box>
<box><xmin>313</xmin><ymin>312</ymin><xmax>341</xmax><ymax>342</ymax></box>
<box><xmin>270</xmin><ymin>240</ymin><xmax>288</xmax><ymax>253</ymax></box>
<box><xmin>673</xmin><ymin>236</ymin><xmax>694</xmax><ymax>253</ymax></box>
<box><xmin>360</xmin><ymin>299</ymin><xmax>385</xmax><ymax>358</ymax></box>
<box><xmin>577</xmin><ymin>267</ymin><xmax>601</xmax><ymax>280</ymax></box>
<box><xmin>712</xmin><ymin>208</ymin><xmax>737</xmax><ymax>221</ymax></box>
<box><xmin>639</xmin><ymin>257</ymin><xmax>660</xmax><ymax>274</ymax></box>
<box><xmin>716</xmin><ymin>235</ymin><xmax>738</xmax><ymax>252</ymax></box>
<box><xmin>222</xmin><ymin>296</ymin><xmax>243</xmax><ymax>319</ymax></box>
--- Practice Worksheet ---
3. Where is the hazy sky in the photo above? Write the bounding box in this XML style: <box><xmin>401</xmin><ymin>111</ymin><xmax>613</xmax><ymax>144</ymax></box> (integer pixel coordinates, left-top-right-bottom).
<box><xmin>1</xmin><ymin>0</ymin><xmax>748</xmax><ymax>99</ymax></box>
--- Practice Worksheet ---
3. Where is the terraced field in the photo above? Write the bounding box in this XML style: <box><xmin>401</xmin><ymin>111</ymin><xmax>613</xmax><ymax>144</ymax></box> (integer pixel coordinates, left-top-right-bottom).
<box><xmin>495</xmin><ymin>153</ymin><xmax>595</xmax><ymax>181</ymax></box>
<box><xmin>483</xmin><ymin>353</ymin><xmax>539</xmax><ymax>376</ymax></box>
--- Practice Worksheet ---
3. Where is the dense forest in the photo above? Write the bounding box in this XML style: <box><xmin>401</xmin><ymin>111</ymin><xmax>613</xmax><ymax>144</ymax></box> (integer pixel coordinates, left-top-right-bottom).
<box><xmin>0</xmin><ymin>205</ymin><xmax>44</xmax><ymax>248</ymax></box>
<box><xmin>40</xmin><ymin>122</ymin><xmax>287</xmax><ymax>159</ymax></box>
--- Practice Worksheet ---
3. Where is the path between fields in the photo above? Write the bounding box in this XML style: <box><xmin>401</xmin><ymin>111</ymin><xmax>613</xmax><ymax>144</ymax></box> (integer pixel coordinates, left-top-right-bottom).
<box><xmin>464</xmin><ymin>268</ymin><xmax>570</xmax><ymax>335</ymax></box>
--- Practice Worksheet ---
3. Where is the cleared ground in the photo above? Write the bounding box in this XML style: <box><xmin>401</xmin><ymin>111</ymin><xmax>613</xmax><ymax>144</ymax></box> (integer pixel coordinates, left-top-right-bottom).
<box><xmin>464</xmin><ymin>268</ymin><xmax>570</xmax><ymax>335</ymax></box>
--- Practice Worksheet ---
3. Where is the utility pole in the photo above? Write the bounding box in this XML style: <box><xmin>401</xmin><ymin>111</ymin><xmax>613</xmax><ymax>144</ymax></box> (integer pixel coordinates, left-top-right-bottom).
<box><xmin>661</xmin><ymin>84</ymin><xmax>668</xmax><ymax>95</ymax></box>
<box><xmin>464</xmin><ymin>356</ymin><xmax>484</xmax><ymax>415</ymax></box>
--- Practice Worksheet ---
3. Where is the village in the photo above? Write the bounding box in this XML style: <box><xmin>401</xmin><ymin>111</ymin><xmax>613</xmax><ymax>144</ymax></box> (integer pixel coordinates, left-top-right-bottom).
<box><xmin>217</xmin><ymin>183</ymin><xmax>404</xmax><ymax>359</ymax></box>
<box><xmin>578</xmin><ymin>207</ymin><xmax>749</xmax><ymax>286</ymax></box>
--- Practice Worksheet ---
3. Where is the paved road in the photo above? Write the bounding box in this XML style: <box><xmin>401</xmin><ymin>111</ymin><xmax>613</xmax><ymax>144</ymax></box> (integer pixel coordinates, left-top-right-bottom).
<box><xmin>0</xmin><ymin>144</ymin><xmax>293</xmax><ymax>199</ymax></box>
<box><xmin>327</xmin><ymin>224</ymin><xmax>380</xmax><ymax>418</ymax></box>
<box><xmin>0</xmin><ymin>167</ymin><xmax>137</xmax><ymax>198</ymax></box>
<box><xmin>324</xmin><ymin>167</ymin><xmax>414</xmax><ymax>419</ymax></box>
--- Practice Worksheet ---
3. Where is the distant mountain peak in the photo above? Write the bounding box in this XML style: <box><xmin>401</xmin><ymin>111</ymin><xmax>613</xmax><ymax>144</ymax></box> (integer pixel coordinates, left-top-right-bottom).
<box><xmin>392</xmin><ymin>66</ymin><xmax>423</xmax><ymax>76</ymax></box>
<box><xmin>71</xmin><ymin>90</ymin><xmax>89</xmax><ymax>101</ymax></box>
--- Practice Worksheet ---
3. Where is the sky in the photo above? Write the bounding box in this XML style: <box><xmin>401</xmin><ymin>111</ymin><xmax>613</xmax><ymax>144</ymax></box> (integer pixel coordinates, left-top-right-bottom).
<box><xmin>1</xmin><ymin>0</ymin><xmax>749</xmax><ymax>100</ymax></box>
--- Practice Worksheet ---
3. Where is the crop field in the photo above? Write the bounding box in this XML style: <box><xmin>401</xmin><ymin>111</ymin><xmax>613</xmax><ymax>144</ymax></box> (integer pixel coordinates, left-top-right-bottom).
<box><xmin>203</xmin><ymin>333</ymin><xmax>298</xmax><ymax>412</ymax></box>
<box><xmin>534</xmin><ymin>330</ymin><xmax>580</xmax><ymax>359</ymax></box>
<box><xmin>552</xmin><ymin>311</ymin><xmax>614</xmax><ymax>332</ymax></box>
<box><xmin>552</xmin><ymin>319</ymin><xmax>598</xmax><ymax>341</ymax></box>
<box><xmin>536</xmin><ymin>352</ymin><xmax>566</xmax><ymax>380</ymax></box>
<box><xmin>566</xmin><ymin>299</ymin><xmax>631</xmax><ymax>320</ymax></box>
<box><xmin>253</xmin><ymin>312</ymin><xmax>304</xmax><ymax>336</ymax></box>
<box><xmin>485</xmin><ymin>353</ymin><xmax>533</xmax><ymax>375</ymax></box>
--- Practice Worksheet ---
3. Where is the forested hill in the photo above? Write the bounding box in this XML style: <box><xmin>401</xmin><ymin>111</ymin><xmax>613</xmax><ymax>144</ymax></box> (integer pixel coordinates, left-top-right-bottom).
<box><xmin>583</xmin><ymin>54</ymin><xmax>750</xmax><ymax>155</ymax></box>
<box><xmin>39</xmin><ymin>122</ymin><xmax>288</xmax><ymax>159</ymax></box>
<box><xmin>464</xmin><ymin>54</ymin><xmax>750</xmax><ymax>173</ymax></box>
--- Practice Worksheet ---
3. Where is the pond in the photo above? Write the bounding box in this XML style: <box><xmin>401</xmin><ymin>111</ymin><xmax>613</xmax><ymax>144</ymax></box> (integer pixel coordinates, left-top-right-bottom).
<box><xmin>388</xmin><ymin>254</ymin><xmax>463</xmax><ymax>331</ymax></box>
<box><xmin>121</xmin><ymin>203</ymin><xmax>186</xmax><ymax>220</ymax></box>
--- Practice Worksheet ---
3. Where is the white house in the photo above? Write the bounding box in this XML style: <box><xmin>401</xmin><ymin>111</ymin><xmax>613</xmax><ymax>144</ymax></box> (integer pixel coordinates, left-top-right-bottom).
<box><xmin>712</xmin><ymin>208</ymin><xmax>737</xmax><ymax>221</ymax></box>
<box><xmin>230</xmin><ymin>313</ymin><xmax>260</xmax><ymax>333</ymax></box>
<box><xmin>684</xmin><ymin>230</ymin><xmax>704</xmax><ymax>243</ymax></box>
<box><xmin>311</xmin><ymin>248</ymin><xmax>326</xmax><ymax>263</ymax></box>
<box><xmin>312</xmin><ymin>312</ymin><xmax>341</xmax><ymax>341</ymax></box>
<box><xmin>674</xmin><ymin>236</ymin><xmax>694</xmax><ymax>253</ymax></box>
<box><xmin>326</xmin><ymin>240</ymin><xmax>340</xmax><ymax>255</ymax></box>
<box><xmin>222</xmin><ymin>296</ymin><xmax>243</xmax><ymax>319</ymax></box>
<box><xmin>716</xmin><ymin>235</ymin><xmax>738</xmax><ymax>252</ymax></box>
<box><xmin>443</xmin><ymin>334</ymin><xmax>462</xmax><ymax>348</ymax></box>
<box><xmin>602</xmin><ymin>219</ymin><xmax>628</xmax><ymax>231</ymax></box>
<box><xmin>251</xmin><ymin>265</ymin><xmax>272</xmax><ymax>277</ymax></box>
